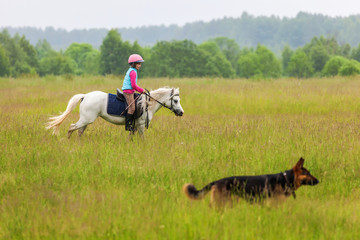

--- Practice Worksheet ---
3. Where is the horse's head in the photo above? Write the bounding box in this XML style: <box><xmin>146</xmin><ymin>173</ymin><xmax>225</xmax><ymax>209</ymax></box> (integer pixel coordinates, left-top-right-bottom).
<box><xmin>165</xmin><ymin>88</ymin><xmax>184</xmax><ymax>116</ymax></box>
<box><xmin>147</xmin><ymin>87</ymin><xmax>184</xmax><ymax>117</ymax></box>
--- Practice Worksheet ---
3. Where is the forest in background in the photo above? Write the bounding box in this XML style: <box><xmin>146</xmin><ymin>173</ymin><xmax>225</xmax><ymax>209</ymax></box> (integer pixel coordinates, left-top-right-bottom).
<box><xmin>1</xmin><ymin>27</ymin><xmax>360</xmax><ymax>79</ymax></box>
<box><xmin>2</xmin><ymin>12</ymin><xmax>360</xmax><ymax>79</ymax></box>
<box><xmin>2</xmin><ymin>12</ymin><xmax>360</xmax><ymax>52</ymax></box>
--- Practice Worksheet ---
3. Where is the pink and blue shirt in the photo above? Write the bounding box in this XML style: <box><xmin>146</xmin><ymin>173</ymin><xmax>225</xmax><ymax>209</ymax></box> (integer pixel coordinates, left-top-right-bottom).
<box><xmin>122</xmin><ymin>68</ymin><xmax>144</xmax><ymax>94</ymax></box>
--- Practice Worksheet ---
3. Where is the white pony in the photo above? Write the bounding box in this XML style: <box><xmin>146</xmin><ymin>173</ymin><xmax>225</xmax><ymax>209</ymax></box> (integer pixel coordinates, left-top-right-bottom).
<box><xmin>46</xmin><ymin>87</ymin><xmax>184</xmax><ymax>137</ymax></box>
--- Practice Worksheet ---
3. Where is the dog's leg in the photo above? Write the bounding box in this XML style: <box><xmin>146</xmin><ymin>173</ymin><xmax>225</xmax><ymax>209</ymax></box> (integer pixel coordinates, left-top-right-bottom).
<box><xmin>210</xmin><ymin>185</ymin><xmax>231</xmax><ymax>209</ymax></box>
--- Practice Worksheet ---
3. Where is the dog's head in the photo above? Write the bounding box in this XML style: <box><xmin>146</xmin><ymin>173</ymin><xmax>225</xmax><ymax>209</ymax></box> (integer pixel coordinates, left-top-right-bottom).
<box><xmin>293</xmin><ymin>157</ymin><xmax>319</xmax><ymax>189</ymax></box>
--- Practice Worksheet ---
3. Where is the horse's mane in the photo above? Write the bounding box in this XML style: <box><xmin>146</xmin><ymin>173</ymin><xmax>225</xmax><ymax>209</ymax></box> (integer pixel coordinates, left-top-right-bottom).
<box><xmin>149</xmin><ymin>87</ymin><xmax>179</xmax><ymax>98</ymax></box>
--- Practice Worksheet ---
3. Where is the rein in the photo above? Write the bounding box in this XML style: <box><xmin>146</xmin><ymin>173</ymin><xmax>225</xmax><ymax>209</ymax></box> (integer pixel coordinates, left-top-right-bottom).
<box><xmin>144</xmin><ymin>88</ymin><xmax>179</xmax><ymax>111</ymax></box>
<box><xmin>143</xmin><ymin>88</ymin><xmax>179</xmax><ymax>129</ymax></box>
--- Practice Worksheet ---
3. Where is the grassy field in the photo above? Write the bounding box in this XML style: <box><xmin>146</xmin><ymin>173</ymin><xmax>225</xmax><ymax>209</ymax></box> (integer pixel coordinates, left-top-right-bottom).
<box><xmin>0</xmin><ymin>75</ymin><xmax>360</xmax><ymax>239</ymax></box>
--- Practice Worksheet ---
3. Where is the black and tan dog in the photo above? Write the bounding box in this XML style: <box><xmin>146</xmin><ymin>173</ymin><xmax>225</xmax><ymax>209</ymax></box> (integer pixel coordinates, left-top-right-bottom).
<box><xmin>183</xmin><ymin>158</ymin><xmax>319</xmax><ymax>206</ymax></box>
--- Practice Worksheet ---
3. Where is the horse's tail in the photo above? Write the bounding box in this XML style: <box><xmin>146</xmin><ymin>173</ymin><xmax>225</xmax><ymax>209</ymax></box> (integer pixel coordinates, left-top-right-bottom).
<box><xmin>46</xmin><ymin>94</ymin><xmax>85</xmax><ymax>135</ymax></box>
<box><xmin>182</xmin><ymin>183</ymin><xmax>213</xmax><ymax>200</ymax></box>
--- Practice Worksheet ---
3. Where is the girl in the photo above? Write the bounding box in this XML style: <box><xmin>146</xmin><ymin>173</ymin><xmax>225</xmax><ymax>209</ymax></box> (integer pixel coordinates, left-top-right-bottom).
<box><xmin>121</xmin><ymin>54</ymin><xmax>145</xmax><ymax>132</ymax></box>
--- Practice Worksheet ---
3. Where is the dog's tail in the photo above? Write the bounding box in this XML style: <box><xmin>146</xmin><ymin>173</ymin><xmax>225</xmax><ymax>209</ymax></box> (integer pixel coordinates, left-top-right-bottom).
<box><xmin>182</xmin><ymin>183</ymin><xmax>213</xmax><ymax>200</ymax></box>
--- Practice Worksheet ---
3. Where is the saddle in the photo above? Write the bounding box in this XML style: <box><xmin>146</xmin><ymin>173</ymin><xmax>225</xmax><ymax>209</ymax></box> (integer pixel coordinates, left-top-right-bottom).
<box><xmin>116</xmin><ymin>88</ymin><xmax>126</xmax><ymax>102</ymax></box>
<box><xmin>106</xmin><ymin>89</ymin><xmax>143</xmax><ymax>118</ymax></box>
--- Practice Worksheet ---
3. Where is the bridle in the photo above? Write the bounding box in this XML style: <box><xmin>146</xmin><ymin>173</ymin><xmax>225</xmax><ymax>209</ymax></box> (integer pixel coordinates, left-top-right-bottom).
<box><xmin>143</xmin><ymin>88</ymin><xmax>180</xmax><ymax>129</ymax></box>
<box><xmin>144</xmin><ymin>88</ymin><xmax>179</xmax><ymax>111</ymax></box>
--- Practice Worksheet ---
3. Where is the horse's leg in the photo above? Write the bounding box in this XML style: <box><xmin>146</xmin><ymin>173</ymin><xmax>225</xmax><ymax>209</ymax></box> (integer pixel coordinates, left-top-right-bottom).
<box><xmin>127</xmin><ymin>131</ymin><xmax>134</xmax><ymax>141</ymax></box>
<box><xmin>67</xmin><ymin>96</ymin><xmax>102</xmax><ymax>138</ymax></box>
<box><xmin>68</xmin><ymin>120</ymin><xmax>89</xmax><ymax>138</ymax></box>
<box><xmin>136</xmin><ymin>125</ymin><xmax>145</xmax><ymax>138</ymax></box>
<box><xmin>68</xmin><ymin>113</ymin><xmax>97</xmax><ymax>139</ymax></box>
<box><xmin>134</xmin><ymin>118</ymin><xmax>145</xmax><ymax>138</ymax></box>
<box><xmin>78</xmin><ymin>125</ymin><xmax>88</xmax><ymax>137</ymax></box>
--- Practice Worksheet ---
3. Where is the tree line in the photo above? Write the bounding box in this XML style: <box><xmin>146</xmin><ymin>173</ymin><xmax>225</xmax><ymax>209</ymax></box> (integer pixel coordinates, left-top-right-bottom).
<box><xmin>3</xmin><ymin>12</ymin><xmax>360</xmax><ymax>52</ymax></box>
<box><xmin>1</xmin><ymin>28</ymin><xmax>360</xmax><ymax>78</ymax></box>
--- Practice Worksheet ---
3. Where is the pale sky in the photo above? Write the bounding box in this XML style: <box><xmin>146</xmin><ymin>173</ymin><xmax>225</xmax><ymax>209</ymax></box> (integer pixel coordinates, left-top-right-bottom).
<box><xmin>1</xmin><ymin>0</ymin><xmax>359</xmax><ymax>30</ymax></box>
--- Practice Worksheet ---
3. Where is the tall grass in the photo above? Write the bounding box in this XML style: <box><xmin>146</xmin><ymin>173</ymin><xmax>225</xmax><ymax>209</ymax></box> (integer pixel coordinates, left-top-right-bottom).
<box><xmin>0</xmin><ymin>76</ymin><xmax>360</xmax><ymax>239</ymax></box>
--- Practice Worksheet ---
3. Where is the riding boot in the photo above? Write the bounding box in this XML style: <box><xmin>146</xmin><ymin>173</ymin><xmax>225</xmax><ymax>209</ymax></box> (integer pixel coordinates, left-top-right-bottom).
<box><xmin>125</xmin><ymin>114</ymin><xmax>134</xmax><ymax>132</ymax></box>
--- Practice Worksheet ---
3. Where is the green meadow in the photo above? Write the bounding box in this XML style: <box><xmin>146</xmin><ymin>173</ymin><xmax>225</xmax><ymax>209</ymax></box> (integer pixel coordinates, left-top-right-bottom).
<box><xmin>0</xmin><ymin>76</ymin><xmax>360</xmax><ymax>239</ymax></box>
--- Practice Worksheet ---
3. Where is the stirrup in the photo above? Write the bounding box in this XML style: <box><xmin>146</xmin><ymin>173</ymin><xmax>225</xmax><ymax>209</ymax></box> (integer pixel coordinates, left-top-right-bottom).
<box><xmin>125</xmin><ymin>123</ymin><xmax>132</xmax><ymax>131</ymax></box>
<box><xmin>125</xmin><ymin>122</ymin><xmax>134</xmax><ymax>132</ymax></box>
<box><xmin>127</xmin><ymin>126</ymin><xmax>134</xmax><ymax>132</ymax></box>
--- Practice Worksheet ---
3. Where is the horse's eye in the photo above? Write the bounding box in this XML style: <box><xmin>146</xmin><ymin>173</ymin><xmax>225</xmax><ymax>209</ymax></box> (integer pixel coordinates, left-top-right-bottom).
<box><xmin>174</xmin><ymin>100</ymin><xmax>178</xmax><ymax>104</ymax></box>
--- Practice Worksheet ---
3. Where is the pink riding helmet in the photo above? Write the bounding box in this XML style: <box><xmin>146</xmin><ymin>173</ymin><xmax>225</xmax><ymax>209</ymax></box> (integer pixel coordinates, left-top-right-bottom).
<box><xmin>128</xmin><ymin>54</ymin><xmax>144</xmax><ymax>64</ymax></box>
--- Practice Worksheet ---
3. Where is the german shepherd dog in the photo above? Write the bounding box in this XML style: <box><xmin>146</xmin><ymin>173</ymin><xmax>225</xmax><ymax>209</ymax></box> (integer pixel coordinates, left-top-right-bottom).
<box><xmin>183</xmin><ymin>158</ymin><xmax>319</xmax><ymax>206</ymax></box>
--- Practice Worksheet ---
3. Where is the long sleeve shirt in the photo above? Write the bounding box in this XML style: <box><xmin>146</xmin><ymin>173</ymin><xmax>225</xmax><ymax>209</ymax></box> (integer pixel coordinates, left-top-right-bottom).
<box><xmin>123</xmin><ymin>70</ymin><xmax>144</xmax><ymax>94</ymax></box>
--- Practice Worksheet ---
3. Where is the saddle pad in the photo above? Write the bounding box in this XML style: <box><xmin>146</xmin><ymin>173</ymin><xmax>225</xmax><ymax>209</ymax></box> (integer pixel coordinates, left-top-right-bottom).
<box><xmin>107</xmin><ymin>93</ymin><xmax>126</xmax><ymax>116</ymax></box>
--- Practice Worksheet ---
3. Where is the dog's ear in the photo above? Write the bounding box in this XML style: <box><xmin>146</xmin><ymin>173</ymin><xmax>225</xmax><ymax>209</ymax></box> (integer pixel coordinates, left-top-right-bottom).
<box><xmin>295</xmin><ymin>157</ymin><xmax>305</xmax><ymax>169</ymax></box>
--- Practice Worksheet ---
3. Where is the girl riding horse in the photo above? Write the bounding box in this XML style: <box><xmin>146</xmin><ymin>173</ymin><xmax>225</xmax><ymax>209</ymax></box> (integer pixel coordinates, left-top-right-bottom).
<box><xmin>122</xmin><ymin>54</ymin><xmax>145</xmax><ymax>132</ymax></box>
